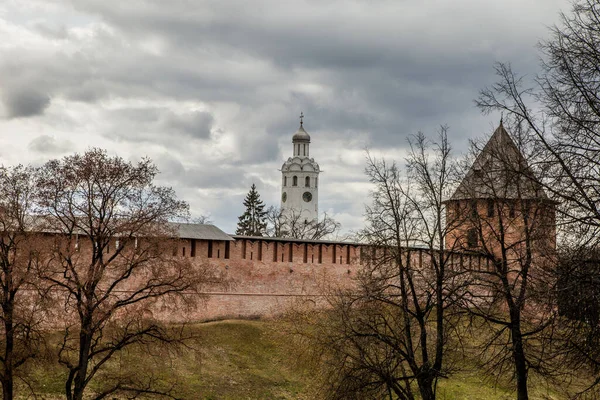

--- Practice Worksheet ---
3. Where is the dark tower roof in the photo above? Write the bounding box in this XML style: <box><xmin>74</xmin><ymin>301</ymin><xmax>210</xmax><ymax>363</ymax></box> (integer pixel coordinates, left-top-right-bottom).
<box><xmin>448</xmin><ymin>123</ymin><xmax>549</xmax><ymax>201</ymax></box>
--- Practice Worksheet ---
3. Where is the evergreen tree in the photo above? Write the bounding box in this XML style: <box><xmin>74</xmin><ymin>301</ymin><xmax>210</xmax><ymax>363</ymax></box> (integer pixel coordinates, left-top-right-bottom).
<box><xmin>236</xmin><ymin>183</ymin><xmax>267</xmax><ymax>236</ymax></box>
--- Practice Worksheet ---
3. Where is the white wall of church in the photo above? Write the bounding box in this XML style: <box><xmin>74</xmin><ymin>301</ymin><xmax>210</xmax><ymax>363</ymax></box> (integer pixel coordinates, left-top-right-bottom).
<box><xmin>281</xmin><ymin>167</ymin><xmax>318</xmax><ymax>222</ymax></box>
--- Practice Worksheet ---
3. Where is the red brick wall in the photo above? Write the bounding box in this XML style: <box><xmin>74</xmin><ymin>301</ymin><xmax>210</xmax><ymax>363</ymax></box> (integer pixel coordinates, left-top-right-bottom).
<box><xmin>159</xmin><ymin>237</ymin><xmax>496</xmax><ymax>322</ymax></box>
<box><xmin>445</xmin><ymin>198</ymin><xmax>556</xmax><ymax>257</ymax></box>
<box><xmin>168</xmin><ymin>238</ymin><xmax>362</xmax><ymax>321</ymax></box>
<box><xmin>32</xmin><ymin>233</ymin><xmax>509</xmax><ymax>323</ymax></box>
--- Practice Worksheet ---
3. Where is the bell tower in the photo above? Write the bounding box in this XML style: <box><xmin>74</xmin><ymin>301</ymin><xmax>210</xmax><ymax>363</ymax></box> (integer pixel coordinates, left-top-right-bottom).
<box><xmin>280</xmin><ymin>113</ymin><xmax>320</xmax><ymax>222</ymax></box>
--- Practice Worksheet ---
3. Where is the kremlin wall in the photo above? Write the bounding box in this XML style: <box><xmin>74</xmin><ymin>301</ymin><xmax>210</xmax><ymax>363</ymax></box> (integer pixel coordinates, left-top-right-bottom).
<box><xmin>175</xmin><ymin>234</ymin><xmax>362</xmax><ymax>320</ymax></box>
<box><xmin>161</xmin><ymin>231</ymin><xmax>491</xmax><ymax>321</ymax></box>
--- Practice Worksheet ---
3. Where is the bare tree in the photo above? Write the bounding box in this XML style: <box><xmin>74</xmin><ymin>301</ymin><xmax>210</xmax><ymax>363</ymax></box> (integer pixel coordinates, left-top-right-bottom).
<box><xmin>265</xmin><ymin>206</ymin><xmax>286</xmax><ymax>238</ymax></box>
<box><xmin>35</xmin><ymin>149</ymin><xmax>211</xmax><ymax>400</ymax></box>
<box><xmin>0</xmin><ymin>165</ymin><xmax>47</xmax><ymax>400</ymax></box>
<box><xmin>449</xmin><ymin>124</ymin><xmax>558</xmax><ymax>400</ymax></box>
<box><xmin>476</xmin><ymin>0</ymin><xmax>600</xmax><ymax>391</ymax></box>
<box><xmin>296</xmin><ymin>128</ymin><xmax>465</xmax><ymax>400</ymax></box>
<box><xmin>266</xmin><ymin>206</ymin><xmax>341</xmax><ymax>240</ymax></box>
<box><xmin>191</xmin><ymin>214</ymin><xmax>212</xmax><ymax>224</ymax></box>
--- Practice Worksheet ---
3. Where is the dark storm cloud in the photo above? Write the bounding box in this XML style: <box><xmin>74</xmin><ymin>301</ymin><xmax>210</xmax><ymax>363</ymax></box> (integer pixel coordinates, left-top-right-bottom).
<box><xmin>2</xmin><ymin>88</ymin><xmax>50</xmax><ymax>118</ymax></box>
<box><xmin>0</xmin><ymin>47</ymin><xmax>104</xmax><ymax>117</ymax></box>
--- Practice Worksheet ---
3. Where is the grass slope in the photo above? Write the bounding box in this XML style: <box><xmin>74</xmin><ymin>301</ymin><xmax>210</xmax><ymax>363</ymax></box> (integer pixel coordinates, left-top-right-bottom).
<box><xmin>177</xmin><ymin>320</ymin><xmax>310</xmax><ymax>399</ymax></box>
<box><xmin>22</xmin><ymin>319</ymin><xmax>593</xmax><ymax>399</ymax></box>
<box><xmin>24</xmin><ymin>320</ymin><xmax>311</xmax><ymax>400</ymax></box>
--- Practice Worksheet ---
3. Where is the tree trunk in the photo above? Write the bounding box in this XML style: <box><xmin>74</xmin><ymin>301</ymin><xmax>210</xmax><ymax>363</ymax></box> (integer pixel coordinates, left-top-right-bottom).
<box><xmin>2</xmin><ymin>299</ymin><xmax>14</xmax><ymax>400</ymax></box>
<box><xmin>2</xmin><ymin>379</ymin><xmax>12</xmax><ymax>400</ymax></box>
<box><xmin>511</xmin><ymin>317</ymin><xmax>529</xmax><ymax>400</ymax></box>
<box><xmin>2</xmin><ymin>375</ymin><xmax>13</xmax><ymax>400</ymax></box>
<box><xmin>416</xmin><ymin>375</ymin><xmax>435</xmax><ymax>400</ymax></box>
<box><xmin>65</xmin><ymin>370</ymin><xmax>74</xmax><ymax>400</ymax></box>
<box><xmin>72</xmin><ymin>327</ymin><xmax>92</xmax><ymax>400</ymax></box>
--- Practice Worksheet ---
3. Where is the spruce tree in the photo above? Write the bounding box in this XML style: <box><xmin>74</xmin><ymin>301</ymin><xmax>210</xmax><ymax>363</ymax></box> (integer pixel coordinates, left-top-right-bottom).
<box><xmin>236</xmin><ymin>183</ymin><xmax>267</xmax><ymax>236</ymax></box>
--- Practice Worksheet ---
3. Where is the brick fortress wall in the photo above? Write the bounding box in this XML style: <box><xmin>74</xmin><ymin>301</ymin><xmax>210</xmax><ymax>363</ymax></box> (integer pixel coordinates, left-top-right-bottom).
<box><xmin>163</xmin><ymin>235</ymin><xmax>492</xmax><ymax>322</ymax></box>
<box><xmin>171</xmin><ymin>236</ymin><xmax>360</xmax><ymax>321</ymax></box>
<box><xmin>27</xmin><ymin>229</ymin><xmax>503</xmax><ymax>324</ymax></box>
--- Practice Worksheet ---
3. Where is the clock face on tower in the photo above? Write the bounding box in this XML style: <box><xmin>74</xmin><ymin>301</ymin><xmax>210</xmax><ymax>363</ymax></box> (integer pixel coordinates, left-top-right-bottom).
<box><xmin>303</xmin><ymin>192</ymin><xmax>312</xmax><ymax>202</ymax></box>
<box><xmin>282</xmin><ymin>192</ymin><xmax>287</xmax><ymax>202</ymax></box>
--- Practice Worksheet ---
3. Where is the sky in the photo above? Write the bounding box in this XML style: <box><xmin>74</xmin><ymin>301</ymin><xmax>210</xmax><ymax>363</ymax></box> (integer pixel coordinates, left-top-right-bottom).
<box><xmin>0</xmin><ymin>0</ymin><xmax>572</xmax><ymax>235</ymax></box>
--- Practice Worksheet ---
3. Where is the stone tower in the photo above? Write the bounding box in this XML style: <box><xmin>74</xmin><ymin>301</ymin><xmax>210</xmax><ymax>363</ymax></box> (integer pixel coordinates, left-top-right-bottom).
<box><xmin>444</xmin><ymin>122</ymin><xmax>556</xmax><ymax>256</ymax></box>
<box><xmin>280</xmin><ymin>113</ymin><xmax>320</xmax><ymax>222</ymax></box>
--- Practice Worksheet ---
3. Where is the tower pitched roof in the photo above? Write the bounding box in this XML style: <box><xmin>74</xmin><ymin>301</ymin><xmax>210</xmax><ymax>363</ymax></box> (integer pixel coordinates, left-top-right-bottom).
<box><xmin>448</xmin><ymin>123</ymin><xmax>549</xmax><ymax>201</ymax></box>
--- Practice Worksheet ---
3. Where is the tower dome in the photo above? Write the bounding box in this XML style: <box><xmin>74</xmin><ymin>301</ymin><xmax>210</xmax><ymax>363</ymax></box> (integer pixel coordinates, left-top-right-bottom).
<box><xmin>292</xmin><ymin>125</ymin><xmax>311</xmax><ymax>142</ymax></box>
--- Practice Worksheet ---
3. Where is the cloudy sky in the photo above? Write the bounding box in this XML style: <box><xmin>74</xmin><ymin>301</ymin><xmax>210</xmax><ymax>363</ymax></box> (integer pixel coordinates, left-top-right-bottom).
<box><xmin>0</xmin><ymin>0</ymin><xmax>571</xmax><ymax>234</ymax></box>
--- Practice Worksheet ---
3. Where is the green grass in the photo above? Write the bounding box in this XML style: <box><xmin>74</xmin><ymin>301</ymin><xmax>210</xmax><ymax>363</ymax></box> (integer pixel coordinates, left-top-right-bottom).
<box><xmin>436</xmin><ymin>371</ymin><xmax>556</xmax><ymax>400</ymax></box>
<box><xmin>22</xmin><ymin>320</ymin><xmax>312</xmax><ymax>400</ymax></box>
<box><xmin>175</xmin><ymin>320</ymin><xmax>310</xmax><ymax>399</ymax></box>
<box><xmin>18</xmin><ymin>319</ymin><xmax>596</xmax><ymax>399</ymax></box>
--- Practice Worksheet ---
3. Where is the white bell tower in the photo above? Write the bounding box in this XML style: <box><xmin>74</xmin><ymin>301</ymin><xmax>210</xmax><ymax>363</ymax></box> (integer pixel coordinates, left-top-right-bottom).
<box><xmin>280</xmin><ymin>113</ymin><xmax>320</xmax><ymax>222</ymax></box>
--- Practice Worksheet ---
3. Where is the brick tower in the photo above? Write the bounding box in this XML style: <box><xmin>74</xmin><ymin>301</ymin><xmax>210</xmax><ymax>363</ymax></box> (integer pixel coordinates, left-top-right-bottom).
<box><xmin>444</xmin><ymin>122</ymin><xmax>556</xmax><ymax>259</ymax></box>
